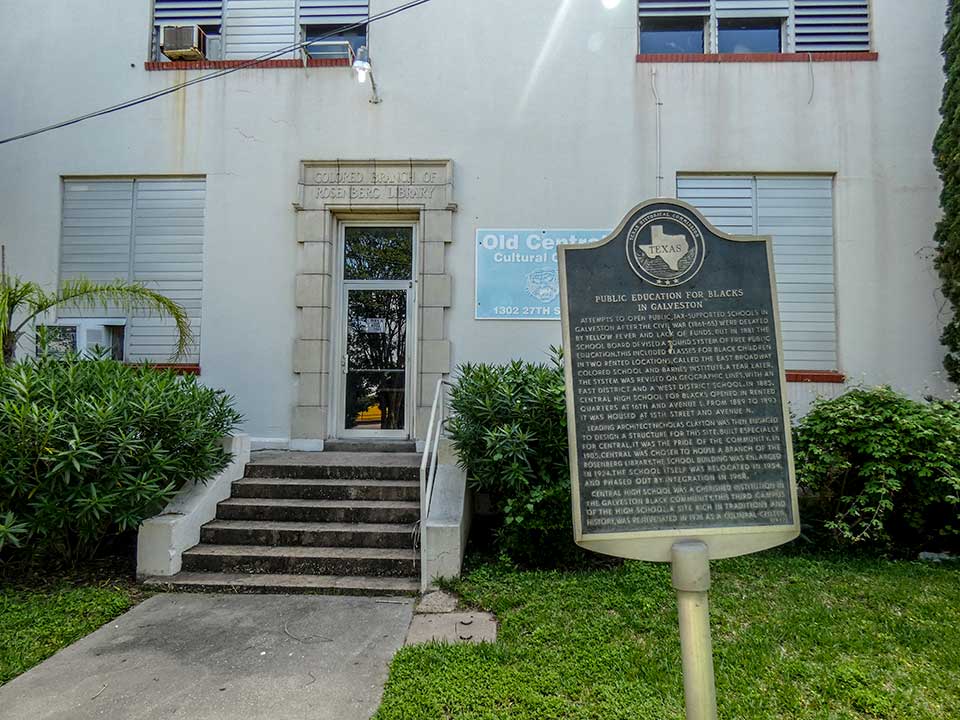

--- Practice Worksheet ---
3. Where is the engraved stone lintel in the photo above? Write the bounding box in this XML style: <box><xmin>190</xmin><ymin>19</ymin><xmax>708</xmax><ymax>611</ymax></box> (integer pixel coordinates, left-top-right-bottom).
<box><xmin>300</xmin><ymin>160</ymin><xmax>453</xmax><ymax>211</ymax></box>
<box><xmin>301</xmin><ymin>160</ymin><xmax>452</xmax><ymax>187</ymax></box>
<box><xmin>304</xmin><ymin>183</ymin><xmax>451</xmax><ymax>211</ymax></box>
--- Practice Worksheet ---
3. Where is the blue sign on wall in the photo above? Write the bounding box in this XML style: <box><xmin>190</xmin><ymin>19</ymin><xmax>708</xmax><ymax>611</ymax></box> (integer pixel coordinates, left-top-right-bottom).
<box><xmin>475</xmin><ymin>229</ymin><xmax>610</xmax><ymax>320</ymax></box>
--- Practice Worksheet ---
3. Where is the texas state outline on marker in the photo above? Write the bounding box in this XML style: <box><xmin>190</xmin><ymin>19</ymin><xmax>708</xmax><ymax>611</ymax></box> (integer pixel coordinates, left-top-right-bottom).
<box><xmin>639</xmin><ymin>225</ymin><xmax>690</xmax><ymax>271</ymax></box>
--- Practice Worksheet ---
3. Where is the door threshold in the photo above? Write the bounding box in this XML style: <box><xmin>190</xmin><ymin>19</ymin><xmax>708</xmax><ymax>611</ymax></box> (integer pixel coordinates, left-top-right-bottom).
<box><xmin>325</xmin><ymin>439</ymin><xmax>418</xmax><ymax>454</ymax></box>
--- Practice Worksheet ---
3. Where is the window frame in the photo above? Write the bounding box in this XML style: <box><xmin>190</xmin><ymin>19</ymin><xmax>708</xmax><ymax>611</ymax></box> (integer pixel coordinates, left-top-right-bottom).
<box><xmin>58</xmin><ymin>177</ymin><xmax>206</xmax><ymax>365</ymax></box>
<box><xmin>638</xmin><ymin>16</ymin><xmax>708</xmax><ymax>55</ymax></box>
<box><xmin>148</xmin><ymin>1</ymin><xmax>372</xmax><ymax>64</ymax></box>
<box><xmin>37</xmin><ymin>320</ymin><xmax>127</xmax><ymax>361</ymax></box>
<box><xmin>716</xmin><ymin>16</ymin><xmax>785</xmax><ymax>55</ymax></box>
<box><xmin>300</xmin><ymin>22</ymin><xmax>368</xmax><ymax>61</ymax></box>
<box><xmin>150</xmin><ymin>1</ymin><xmax>224</xmax><ymax>62</ymax></box>
<box><xmin>637</xmin><ymin>2</ymin><xmax>872</xmax><ymax>56</ymax></box>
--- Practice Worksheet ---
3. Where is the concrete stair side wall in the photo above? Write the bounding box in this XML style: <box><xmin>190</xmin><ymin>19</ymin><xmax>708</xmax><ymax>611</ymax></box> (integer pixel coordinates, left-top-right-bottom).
<box><xmin>421</xmin><ymin>439</ymin><xmax>471</xmax><ymax>588</ymax></box>
<box><xmin>137</xmin><ymin>434</ymin><xmax>251</xmax><ymax>578</ymax></box>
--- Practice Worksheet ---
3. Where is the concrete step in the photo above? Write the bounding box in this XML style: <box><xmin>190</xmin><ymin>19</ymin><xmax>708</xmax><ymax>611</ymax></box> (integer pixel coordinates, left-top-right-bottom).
<box><xmin>232</xmin><ymin>478</ymin><xmax>420</xmax><ymax>502</ymax></box>
<box><xmin>200</xmin><ymin>519</ymin><xmax>416</xmax><ymax>549</ymax></box>
<box><xmin>245</xmin><ymin>452</ymin><xmax>421</xmax><ymax>481</ymax></box>
<box><xmin>215</xmin><ymin>498</ymin><xmax>420</xmax><ymax>524</ymax></box>
<box><xmin>181</xmin><ymin>544</ymin><xmax>418</xmax><ymax>577</ymax></box>
<box><xmin>144</xmin><ymin>572</ymin><xmax>419</xmax><ymax>597</ymax></box>
<box><xmin>323</xmin><ymin>440</ymin><xmax>417</xmax><ymax>453</ymax></box>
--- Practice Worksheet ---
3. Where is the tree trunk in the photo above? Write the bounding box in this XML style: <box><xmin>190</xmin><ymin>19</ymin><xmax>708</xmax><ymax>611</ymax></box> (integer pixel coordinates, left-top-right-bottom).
<box><xmin>2</xmin><ymin>330</ymin><xmax>16</xmax><ymax>366</ymax></box>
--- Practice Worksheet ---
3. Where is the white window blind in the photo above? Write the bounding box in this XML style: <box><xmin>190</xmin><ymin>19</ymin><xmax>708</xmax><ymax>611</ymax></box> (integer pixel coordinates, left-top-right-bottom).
<box><xmin>678</xmin><ymin>175</ymin><xmax>837</xmax><ymax>371</ymax></box>
<box><xmin>153</xmin><ymin>0</ymin><xmax>224</xmax><ymax>26</ymax></box>
<box><xmin>299</xmin><ymin>0</ymin><xmax>369</xmax><ymax>23</ymax></box>
<box><xmin>60</xmin><ymin>181</ymin><xmax>135</xmax><ymax>319</ymax></box>
<box><xmin>794</xmin><ymin>0</ymin><xmax>870</xmax><ymax>52</ymax></box>
<box><xmin>129</xmin><ymin>180</ymin><xmax>205</xmax><ymax>363</ymax></box>
<box><xmin>224</xmin><ymin>0</ymin><xmax>297</xmax><ymax>59</ymax></box>
<box><xmin>638</xmin><ymin>1</ymin><xmax>710</xmax><ymax>17</ymax></box>
<box><xmin>59</xmin><ymin>179</ymin><xmax>205</xmax><ymax>363</ymax></box>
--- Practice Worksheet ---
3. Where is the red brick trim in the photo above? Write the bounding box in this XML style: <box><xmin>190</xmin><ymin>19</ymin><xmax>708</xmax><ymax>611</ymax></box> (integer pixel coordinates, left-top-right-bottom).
<box><xmin>131</xmin><ymin>363</ymin><xmax>202</xmax><ymax>375</ymax></box>
<box><xmin>636</xmin><ymin>52</ymin><xmax>878</xmax><ymax>64</ymax></box>
<box><xmin>145</xmin><ymin>58</ymin><xmax>350</xmax><ymax>71</ymax></box>
<box><xmin>786</xmin><ymin>370</ymin><xmax>845</xmax><ymax>384</ymax></box>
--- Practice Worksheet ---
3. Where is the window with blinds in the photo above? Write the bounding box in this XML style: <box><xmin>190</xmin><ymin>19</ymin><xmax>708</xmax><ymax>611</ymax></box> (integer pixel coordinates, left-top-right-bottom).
<box><xmin>637</xmin><ymin>0</ymin><xmax>870</xmax><ymax>53</ymax></box>
<box><xmin>59</xmin><ymin>178</ymin><xmax>205</xmax><ymax>364</ymax></box>
<box><xmin>677</xmin><ymin>175</ymin><xmax>838</xmax><ymax>371</ymax></box>
<box><xmin>151</xmin><ymin>1</ymin><xmax>370</xmax><ymax>61</ymax></box>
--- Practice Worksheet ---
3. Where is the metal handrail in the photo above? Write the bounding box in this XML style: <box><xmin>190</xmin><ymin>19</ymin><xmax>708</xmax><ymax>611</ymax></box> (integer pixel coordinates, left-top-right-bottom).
<box><xmin>419</xmin><ymin>377</ymin><xmax>453</xmax><ymax>592</ymax></box>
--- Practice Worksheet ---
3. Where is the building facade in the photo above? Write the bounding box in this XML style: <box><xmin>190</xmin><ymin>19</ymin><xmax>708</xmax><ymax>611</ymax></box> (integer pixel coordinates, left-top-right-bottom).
<box><xmin>0</xmin><ymin>0</ymin><xmax>952</xmax><ymax>449</ymax></box>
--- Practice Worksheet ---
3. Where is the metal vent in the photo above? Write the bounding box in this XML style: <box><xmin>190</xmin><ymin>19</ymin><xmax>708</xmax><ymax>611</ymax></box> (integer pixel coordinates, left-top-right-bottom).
<box><xmin>794</xmin><ymin>0</ymin><xmax>870</xmax><ymax>52</ymax></box>
<box><xmin>715</xmin><ymin>0</ymin><xmax>789</xmax><ymax>18</ymax></box>
<box><xmin>223</xmin><ymin>0</ymin><xmax>297</xmax><ymax>60</ymax></box>
<box><xmin>638</xmin><ymin>0</ymin><xmax>711</xmax><ymax>17</ymax></box>
<box><xmin>153</xmin><ymin>0</ymin><xmax>223</xmax><ymax>26</ymax></box>
<box><xmin>299</xmin><ymin>0</ymin><xmax>369</xmax><ymax>24</ymax></box>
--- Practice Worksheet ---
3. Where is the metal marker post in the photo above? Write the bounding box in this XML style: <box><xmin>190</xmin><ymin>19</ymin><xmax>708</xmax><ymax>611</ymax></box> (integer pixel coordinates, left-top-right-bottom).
<box><xmin>671</xmin><ymin>541</ymin><xmax>718</xmax><ymax>720</ymax></box>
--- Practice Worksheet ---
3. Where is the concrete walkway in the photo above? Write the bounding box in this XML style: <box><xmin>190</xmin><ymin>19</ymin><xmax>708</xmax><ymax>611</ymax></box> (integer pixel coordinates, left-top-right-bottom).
<box><xmin>0</xmin><ymin>594</ymin><xmax>414</xmax><ymax>720</ymax></box>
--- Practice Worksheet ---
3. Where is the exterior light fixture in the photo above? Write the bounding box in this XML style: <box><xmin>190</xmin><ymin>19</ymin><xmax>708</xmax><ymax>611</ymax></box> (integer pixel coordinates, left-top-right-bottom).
<box><xmin>352</xmin><ymin>45</ymin><xmax>381</xmax><ymax>104</ymax></box>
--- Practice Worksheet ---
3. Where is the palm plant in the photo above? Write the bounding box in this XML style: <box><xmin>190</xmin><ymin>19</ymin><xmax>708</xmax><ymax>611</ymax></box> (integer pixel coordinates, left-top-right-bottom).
<box><xmin>1</xmin><ymin>248</ymin><xmax>192</xmax><ymax>366</ymax></box>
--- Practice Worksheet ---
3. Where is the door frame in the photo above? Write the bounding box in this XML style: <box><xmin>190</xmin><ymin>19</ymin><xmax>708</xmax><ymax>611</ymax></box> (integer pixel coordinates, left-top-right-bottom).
<box><xmin>331</xmin><ymin>220</ymin><xmax>418</xmax><ymax>440</ymax></box>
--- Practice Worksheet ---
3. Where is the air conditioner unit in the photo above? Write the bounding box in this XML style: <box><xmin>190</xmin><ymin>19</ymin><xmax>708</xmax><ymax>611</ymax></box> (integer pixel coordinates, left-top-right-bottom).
<box><xmin>78</xmin><ymin>321</ymin><xmax>126</xmax><ymax>360</ymax></box>
<box><xmin>160</xmin><ymin>25</ymin><xmax>208</xmax><ymax>61</ymax></box>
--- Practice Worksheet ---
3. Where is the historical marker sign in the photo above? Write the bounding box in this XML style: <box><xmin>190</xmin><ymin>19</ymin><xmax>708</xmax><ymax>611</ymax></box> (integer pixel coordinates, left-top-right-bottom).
<box><xmin>559</xmin><ymin>199</ymin><xmax>799</xmax><ymax>562</ymax></box>
<box><xmin>474</xmin><ymin>228</ymin><xmax>609</xmax><ymax>319</ymax></box>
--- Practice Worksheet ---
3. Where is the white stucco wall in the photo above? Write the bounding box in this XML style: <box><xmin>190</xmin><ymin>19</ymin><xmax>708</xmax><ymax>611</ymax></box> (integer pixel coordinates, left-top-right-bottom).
<box><xmin>0</xmin><ymin>0</ymin><xmax>952</xmax><ymax>441</ymax></box>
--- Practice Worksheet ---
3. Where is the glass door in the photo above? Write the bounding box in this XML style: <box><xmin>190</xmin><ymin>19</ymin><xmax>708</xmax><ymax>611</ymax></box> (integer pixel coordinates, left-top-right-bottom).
<box><xmin>338</xmin><ymin>226</ymin><xmax>414</xmax><ymax>438</ymax></box>
<box><xmin>343</xmin><ymin>288</ymin><xmax>409</xmax><ymax>434</ymax></box>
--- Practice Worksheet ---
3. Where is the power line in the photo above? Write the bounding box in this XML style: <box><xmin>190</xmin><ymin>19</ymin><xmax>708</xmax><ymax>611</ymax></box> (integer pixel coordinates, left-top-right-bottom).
<box><xmin>0</xmin><ymin>0</ymin><xmax>435</xmax><ymax>146</ymax></box>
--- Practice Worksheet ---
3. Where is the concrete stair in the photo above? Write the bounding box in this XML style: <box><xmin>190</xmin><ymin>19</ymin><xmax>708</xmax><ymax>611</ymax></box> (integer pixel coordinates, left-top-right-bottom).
<box><xmin>200</xmin><ymin>520</ymin><xmax>414</xmax><ymax>548</ymax></box>
<box><xmin>323</xmin><ymin>439</ymin><xmax>417</xmax><ymax>454</ymax></box>
<box><xmin>231</xmin><ymin>478</ymin><xmax>419</xmax><ymax>501</ymax></box>
<box><xmin>145</xmin><ymin>450</ymin><xmax>422</xmax><ymax>596</ymax></box>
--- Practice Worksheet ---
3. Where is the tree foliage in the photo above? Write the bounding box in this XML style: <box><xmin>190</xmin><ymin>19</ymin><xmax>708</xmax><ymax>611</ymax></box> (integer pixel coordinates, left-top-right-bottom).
<box><xmin>934</xmin><ymin>0</ymin><xmax>960</xmax><ymax>382</ymax></box>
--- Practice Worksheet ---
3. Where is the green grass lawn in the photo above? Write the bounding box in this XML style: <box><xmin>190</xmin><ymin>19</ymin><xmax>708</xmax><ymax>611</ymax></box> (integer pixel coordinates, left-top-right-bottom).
<box><xmin>0</xmin><ymin>582</ymin><xmax>136</xmax><ymax>686</ymax></box>
<box><xmin>376</xmin><ymin>553</ymin><xmax>960</xmax><ymax>719</ymax></box>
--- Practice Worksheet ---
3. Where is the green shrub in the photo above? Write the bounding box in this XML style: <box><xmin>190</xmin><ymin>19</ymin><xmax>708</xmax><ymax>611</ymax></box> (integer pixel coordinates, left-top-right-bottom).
<box><xmin>447</xmin><ymin>349</ymin><xmax>576</xmax><ymax>565</ymax></box>
<box><xmin>933</xmin><ymin>0</ymin><xmax>960</xmax><ymax>383</ymax></box>
<box><xmin>0</xmin><ymin>354</ymin><xmax>242</xmax><ymax>566</ymax></box>
<box><xmin>793</xmin><ymin>386</ymin><xmax>960</xmax><ymax>554</ymax></box>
